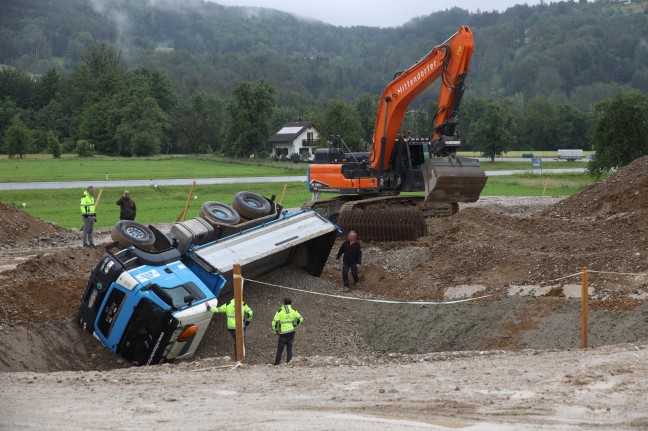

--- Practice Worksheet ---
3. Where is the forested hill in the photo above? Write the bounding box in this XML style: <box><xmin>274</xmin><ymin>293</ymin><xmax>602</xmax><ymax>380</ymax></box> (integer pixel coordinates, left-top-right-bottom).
<box><xmin>1</xmin><ymin>0</ymin><xmax>647</xmax><ymax>107</ymax></box>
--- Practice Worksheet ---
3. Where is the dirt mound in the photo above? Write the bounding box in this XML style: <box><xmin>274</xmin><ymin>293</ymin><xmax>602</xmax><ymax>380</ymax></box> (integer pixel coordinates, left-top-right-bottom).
<box><xmin>542</xmin><ymin>155</ymin><xmax>648</xmax><ymax>220</ymax></box>
<box><xmin>1</xmin><ymin>195</ymin><xmax>647</xmax><ymax>373</ymax></box>
<box><xmin>0</xmin><ymin>247</ymin><xmax>104</xmax><ymax>326</ymax></box>
<box><xmin>0</xmin><ymin>202</ymin><xmax>76</xmax><ymax>249</ymax></box>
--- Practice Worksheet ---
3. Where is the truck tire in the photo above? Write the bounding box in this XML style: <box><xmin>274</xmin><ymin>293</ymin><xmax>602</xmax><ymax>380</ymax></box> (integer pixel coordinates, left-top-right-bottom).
<box><xmin>200</xmin><ymin>201</ymin><xmax>241</xmax><ymax>225</ymax></box>
<box><xmin>231</xmin><ymin>191</ymin><xmax>272</xmax><ymax>220</ymax></box>
<box><xmin>111</xmin><ymin>220</ymin><xmax>156</xmax><ymax>250</ymax></box>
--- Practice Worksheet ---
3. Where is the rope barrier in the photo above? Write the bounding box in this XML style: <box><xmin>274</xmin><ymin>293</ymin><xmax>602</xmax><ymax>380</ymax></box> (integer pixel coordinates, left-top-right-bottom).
<box><xmin>246</xmin><ymin>267</ymin><xmax>648</xmax><ymax>306</ymax></box>
<box><xmin>548</xmin><ymin>272</ymin><xmax>584</xmax><ymax>282</ymax></box>
<box><xmin>588</xmin><ymin>270</ymin><xmax>648</xmax><ymax>277</ymax></box>
<box><xmin>245</xmin><ymin>278</ymin><xmax>495</xmax><ymax>305</ymax></box>
<box><xmin>549</xmin><ymin>269</ymin><xmax>648</xmax><ymax>283</ymax></box>
<box><xmin>189</xmin><ymin>363</ymin><xmax>241</xmax><ymax>372</ymax></box>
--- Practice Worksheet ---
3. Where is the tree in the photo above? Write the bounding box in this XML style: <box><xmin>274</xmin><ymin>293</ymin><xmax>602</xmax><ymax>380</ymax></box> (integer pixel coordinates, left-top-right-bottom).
<box><xmin>78</xmin><ymin>98</ymin><xmax>119</xmax><ymax>154</ymax></box>
<box><xmin>588</xmin><ymin>91</ymin><xmax>648</xmax><ymax>178</ymax></box>
<box><xmin>174</xmin><ymin>90</ymin><xmax>223</xmax><ymax>154</ymax></box>
<box><xmin>467</xmin><ymin>100</ymin><xmax>517</xmax><ymax>162</ymax></box>
<box><xmin>74</xmin><ymin>63</ymin><xmax>176</xmax><ymax>156</ymax></box>
<box><xmin>355</xmin><ymin>92</ymin><xmax>377</xmax><ymax>147</ymax></box>
<box><xmin>0</xmin><ymin>97</ymin><xmax>20</xmax><ymax>136</ymax></box>
<box><xmin>458</xmin><ymin>97</ymin><xmax>489</xmax><ymax>150</ymax></box>
<box><xmin>3</xmin><ymin>115</ymin><xmax>33</xmax><ymax>159</ymax></box>
<box><xmin>47</xmin><ymin>131</ymin><xmax>61</xmax><ymax>158</ymax></box>
<box><xmin>517</xmin><ymin>96</ymin><xmax>558</xmax><ymax>150</ymax></box>
<box><xmin>317</xmin><ymin>99</ymin><xmax>364</xmax><ymax>151</ymax></box>
<box><xmin>75</xmin><ymin>139</ymin><xmax>96</xmax><ymax>158</ymax></box>
<box><xmin>223</xmin><ymin>80</ymin><xmax>276</xmax><ymax>158</ymax></box>
<box><xmin>0</xmin><ymin>68</ymin><xmax>35</xmax><ymax>109</ymax></box>
<box><xmin>517</xmin><ymin>96</ymin><xmax>591</xmax><ymax>151</ymax></box>
<box><xmin>131</xmin><ymin>132</ymin><xmax>160</xmax><ymax>157</ymax></box>
<box><xmin>33</xmin><ymin>68</ymin><xmax>60</xmax><ymax>109</ymax></box>
<box><xmin>72</xmin><ymin>42</ymin><xmax>125</xmax><ymax>104</ymax></box>
<box><xmin>115</xmin><ymin>96</ymin><xmax>168</xmax><ymax>156</ymax></box>
<box><xmin>64</xmin><ymin>43</ymin><xmax>127</xmax><ymax>154</ymax></box>
<box><xmin>35</xmin><ymin>98</ymin><xmax>70</xmax><ymax>144</ymax></box>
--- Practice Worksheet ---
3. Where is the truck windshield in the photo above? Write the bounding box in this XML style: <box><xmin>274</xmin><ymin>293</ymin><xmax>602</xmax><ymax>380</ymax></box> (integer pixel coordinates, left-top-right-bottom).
<box><xmin>150</xmin><ymin>282</ymin><xmax>205</xmax><ymax>309</ymax></box>
<box><xmin>118</xmin><ymin>298</ymin><xmax>174</xmax><ymax>366</ymax></box>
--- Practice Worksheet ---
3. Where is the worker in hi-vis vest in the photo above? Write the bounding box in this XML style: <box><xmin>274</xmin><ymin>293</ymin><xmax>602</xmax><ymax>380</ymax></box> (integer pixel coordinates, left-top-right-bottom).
<box><xmin>80</xmin><ymin>185</ymin><xmax>96</xmax><ymax>248</ymax></box>
<box><xmin>206</xmin><ymin>298</ymin><xmax>253</xmax><ymax>360</ymax></box>
<box><xmin>272</xmin><ymin>297</ymin><xmax>303</xmax><ymax>366</ymax></box>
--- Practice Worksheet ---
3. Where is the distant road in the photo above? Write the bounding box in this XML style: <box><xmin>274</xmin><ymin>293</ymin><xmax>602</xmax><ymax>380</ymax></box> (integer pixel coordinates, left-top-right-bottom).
<box><xmin>0</xmin><ymin>169</ymin><xmax>586</xmax><ymax>191</ymax></box>
<box><xmin>0</xmin><ymin>176</ymin><xmax>309</xmax><ymax>191</ymax></box>
<box><xmin>486</xmin><ymin>168</ymin><xmax>585</xmax><ymax>176</ymax></box>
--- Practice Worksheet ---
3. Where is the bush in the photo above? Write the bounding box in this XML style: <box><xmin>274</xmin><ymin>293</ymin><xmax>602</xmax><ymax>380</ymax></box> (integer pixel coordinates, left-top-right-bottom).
<box><xmin>47</xmin><ymin>131</ymin><xmax>62</xmax><ymax>158</ymax></box>
<box><xmin>132</xmin><ymin>132</ymin><xmax>160</xmax><ymax>156</ymax></box>
<box><xmin>62</xmin><ymin>137</ymin><xmax>76</xmax><ymax>153</ymax></box>
<box><xmin>75</xmin><ymin>139</ymin><xmax>96</xmax><ymax>157</ymax></box>
<box><xmin>290</xmin><ymin>152</ymin><xmax>301</xmax><ymax>163</ymax></box>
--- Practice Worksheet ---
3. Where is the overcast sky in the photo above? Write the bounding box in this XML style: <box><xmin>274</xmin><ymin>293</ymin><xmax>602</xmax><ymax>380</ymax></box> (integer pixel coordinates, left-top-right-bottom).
<box><xmin>211</xmin><ymin>0</ymin><xmax>545</xmax><ymax>27</ymax></box>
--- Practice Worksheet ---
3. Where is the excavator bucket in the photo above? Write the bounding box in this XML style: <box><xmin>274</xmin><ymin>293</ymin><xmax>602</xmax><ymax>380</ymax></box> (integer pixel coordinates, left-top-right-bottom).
<box><xmin>421</xmin><ymin>156</ymin><xmax>487</xmax><ymax>203</ymax></box>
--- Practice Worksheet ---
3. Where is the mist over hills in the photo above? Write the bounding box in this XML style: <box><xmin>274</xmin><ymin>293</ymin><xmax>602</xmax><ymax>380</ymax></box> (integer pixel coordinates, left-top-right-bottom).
<box><xmin>1</xmin><ymin>0</ymin><xmax>647</xmax><ymax>108</ymax></box>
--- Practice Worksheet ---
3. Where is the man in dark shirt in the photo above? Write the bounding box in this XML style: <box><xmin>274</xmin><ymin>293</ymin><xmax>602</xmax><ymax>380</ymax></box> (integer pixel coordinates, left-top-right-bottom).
<box><xmin>335</xmin><ymin>230</ymin><xmax>362</xmax><ymax>288</ymax></box>
<box><xmin>116</xmin><ymin>190</ymin><xmax>137</xmax><ymax>221</ymax></box>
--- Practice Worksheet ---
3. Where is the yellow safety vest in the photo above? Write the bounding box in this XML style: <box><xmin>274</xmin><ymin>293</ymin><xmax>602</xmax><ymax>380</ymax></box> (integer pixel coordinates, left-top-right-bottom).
<box><xmin>80</xmin><ymin>191</ymin><xmax>95</xmax><ymax>215</ymax></box>
<box><xmin>272</xmin><ymin>305</ymin><xmax>303</xmax><ymax>334</ymax></box>
<box><xmin>210</xmin><ymin>299</ymin><xmax>252</xmax><ymax>330</ymax></box>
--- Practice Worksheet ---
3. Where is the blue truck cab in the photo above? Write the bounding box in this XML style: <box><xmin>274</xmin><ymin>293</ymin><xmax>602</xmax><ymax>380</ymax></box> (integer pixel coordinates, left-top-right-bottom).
<box><xmin>78</xmin><ymin>245</ymin><xmax>226</xmax><ymax>366</ymax></box>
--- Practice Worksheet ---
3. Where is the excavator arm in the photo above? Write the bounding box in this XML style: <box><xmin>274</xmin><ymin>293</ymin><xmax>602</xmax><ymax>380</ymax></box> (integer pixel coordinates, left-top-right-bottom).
<box><xmin>373</xmin><ymin>25</ymin><xmax>474</xmax><ymax>173</ymax></box>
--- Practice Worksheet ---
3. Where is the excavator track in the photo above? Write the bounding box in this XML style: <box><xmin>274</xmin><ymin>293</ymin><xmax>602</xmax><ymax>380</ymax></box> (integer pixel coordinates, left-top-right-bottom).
<box><xmin>337</xmin><ymin>197</ymin><xmax>427</xmax><ymax>242</ymax></box>
<box><xmin>306</xmin><ymin>195</ymin><xmax>457</xmax><ymax>242</ymax></box>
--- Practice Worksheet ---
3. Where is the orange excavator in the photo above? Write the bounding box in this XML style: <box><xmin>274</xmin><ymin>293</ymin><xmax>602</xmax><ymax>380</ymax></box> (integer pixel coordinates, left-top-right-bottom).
<box><xmin>306</xmin><ymin>26</ymin><xmax>487</xmax><ymax>241</ymax></box>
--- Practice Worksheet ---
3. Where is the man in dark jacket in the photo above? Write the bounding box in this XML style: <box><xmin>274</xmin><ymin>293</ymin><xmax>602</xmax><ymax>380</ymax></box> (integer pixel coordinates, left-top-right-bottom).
<box><xmin>116</xmin><ymin>190</ymin><xmax>137</xmax><ymax>221</ymax></box>
<box><xmin>335</xmin><ymin>230</ymin><xmax>362</xmax><ymax>288</ymax></box>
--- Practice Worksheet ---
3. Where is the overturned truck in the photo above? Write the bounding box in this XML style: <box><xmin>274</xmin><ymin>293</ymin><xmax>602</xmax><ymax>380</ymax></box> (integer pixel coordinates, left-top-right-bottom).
<box><xmin>77</xmin><ymin>193</ymin><xmax>338</xmax><ymax>366</ymax></box>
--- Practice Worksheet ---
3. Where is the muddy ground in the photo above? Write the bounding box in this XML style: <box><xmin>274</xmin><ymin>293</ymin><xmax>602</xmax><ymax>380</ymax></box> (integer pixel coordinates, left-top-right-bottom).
<box><xmin>2</xmin><ymin>157</ymin><xmax>648</xmax><ymax>429</ymax></box>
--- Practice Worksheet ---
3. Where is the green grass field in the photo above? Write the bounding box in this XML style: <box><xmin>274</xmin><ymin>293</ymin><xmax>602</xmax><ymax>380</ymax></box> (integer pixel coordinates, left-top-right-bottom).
<box><xmin>0</xmin><ymin>182</ymin><xmax>312</xmax><ymax>229</ymax></box>
<box><xmin>0</xmin><ymin>154</ymin><xmax>304</xmax><ymax>182</ymax></box>
<box><xmin>0</xmin><ymin>154</ymin><xmax>600</xmax><ymax>228</ymax></box>
<box><xmin>0</xmin><ymin>154</ymin><xmax>590</xmax><ymax>182</ymax></box>
<box><xmin>0</xmin><ymin>172</ymin><xmax>598</xmax><ymax>229</ymax></box>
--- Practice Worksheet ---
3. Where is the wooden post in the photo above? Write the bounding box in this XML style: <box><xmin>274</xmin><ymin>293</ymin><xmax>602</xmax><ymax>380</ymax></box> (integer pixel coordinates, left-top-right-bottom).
<box><xmin>581</xmin><ymin>266</ymin><xmax>589</xmax><ymax>349</ymax></box>
<box><xmin>279</xmin><ymin>183</ymin><xmax>288</xmax><ymax>206</ymax></box>
<box><xmin>233</xmin><ymin>263</ymin><xmax>245</xmax><ymax>362</ymax></box>
<box><xmin>542</xmin><ymin>177</ymin><xmax>550</xmax><ymax>196</ymax></box>
<box><xmin>177</xmin><ymin>181</ymin><xmax>196</xmax><ymax>222</ymax></box>
<box><xmin>94</xmin><ymin>188</ymin><xmax>104</xmax><ymax>209</ymax></box>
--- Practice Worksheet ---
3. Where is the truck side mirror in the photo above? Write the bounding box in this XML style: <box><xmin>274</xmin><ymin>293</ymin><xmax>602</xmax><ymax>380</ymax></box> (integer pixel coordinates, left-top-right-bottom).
<box><xmin>184</xmin><ymin>294</ymin><xmax>195</xmax><ymax>306</ymax></box>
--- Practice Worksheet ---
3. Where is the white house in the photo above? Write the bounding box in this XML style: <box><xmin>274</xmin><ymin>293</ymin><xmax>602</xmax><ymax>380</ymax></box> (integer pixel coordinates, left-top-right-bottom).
<box><xmin>267</xmin><ymin>121</ymin><xmax>319</xmax><ymax>160</ymax></box>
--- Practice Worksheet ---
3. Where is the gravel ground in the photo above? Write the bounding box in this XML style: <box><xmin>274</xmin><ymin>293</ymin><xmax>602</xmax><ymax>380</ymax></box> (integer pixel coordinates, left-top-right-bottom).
<box><xmin>2</xmin><ymin>343</ymin><xmax>647</xmax><ymax>430</ymax></box>
<box><xmin>2</xmin><ymin>158</ymin><xmax>648</xmax><ymax>429</ymax></box>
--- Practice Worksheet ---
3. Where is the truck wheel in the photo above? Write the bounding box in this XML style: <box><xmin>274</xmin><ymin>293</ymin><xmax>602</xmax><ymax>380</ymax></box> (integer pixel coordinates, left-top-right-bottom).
<box><xmin>111</xmin><ymin>220</ymin><xmax>156</xmax><ymax>250</ymax></box>
<box><xmin>232</xmin><ymin>191</ymin><xmax>272</xmax><ymax>220</ymax></box>
<box><xmin>200</xmin><ymin>201</ymin><xmax>241</xmax><ymax>225</ymax></box>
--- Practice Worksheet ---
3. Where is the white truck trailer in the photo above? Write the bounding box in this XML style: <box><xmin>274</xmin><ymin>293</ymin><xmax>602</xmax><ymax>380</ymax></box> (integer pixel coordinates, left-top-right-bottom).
<box><xmin>557</xmin><ymin>149</ymin><xmax>584</xmax><ymax>161</ymax></box>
